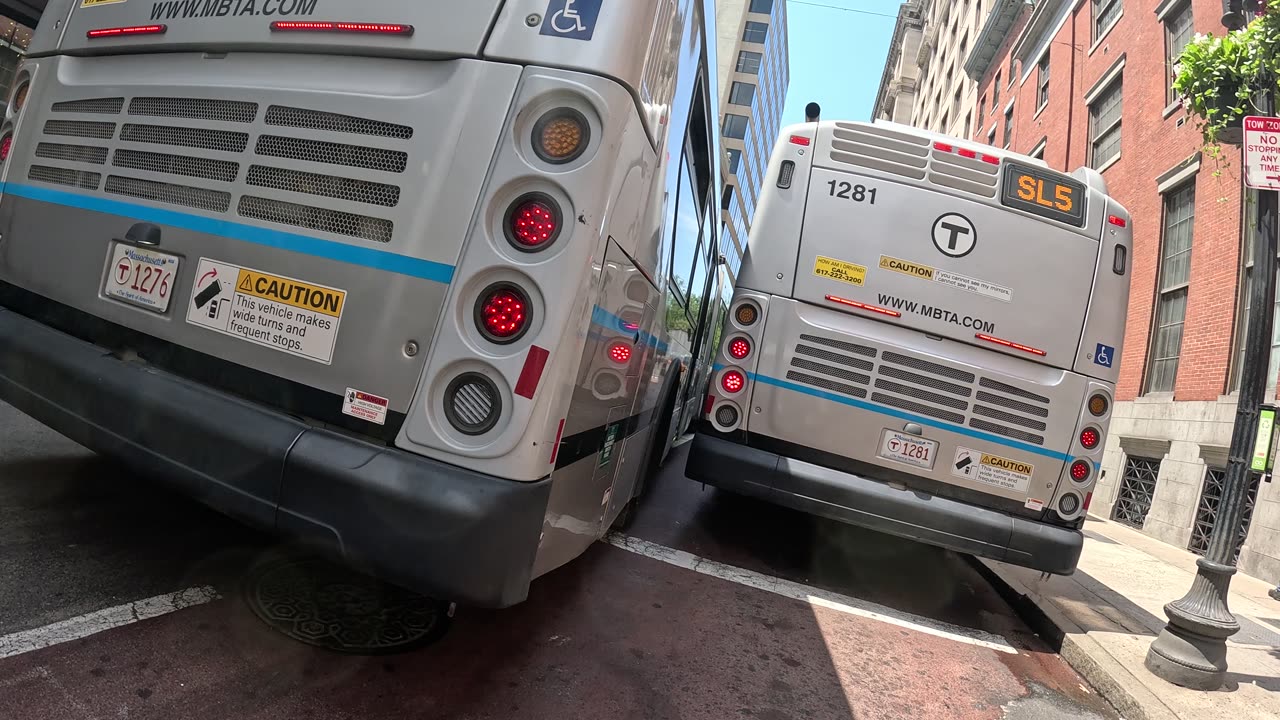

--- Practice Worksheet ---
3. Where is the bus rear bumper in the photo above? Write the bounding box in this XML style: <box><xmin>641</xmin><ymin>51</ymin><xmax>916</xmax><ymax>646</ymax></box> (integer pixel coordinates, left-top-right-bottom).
<box><xmin>0</xmin><ymin>306</ymin><xmax>551</xmax><ymax>609</ymax></box>
<box><xmin>686</xmin><ymin>433</ymin><xmax>1082</xmax><ymax>575</ymax></box>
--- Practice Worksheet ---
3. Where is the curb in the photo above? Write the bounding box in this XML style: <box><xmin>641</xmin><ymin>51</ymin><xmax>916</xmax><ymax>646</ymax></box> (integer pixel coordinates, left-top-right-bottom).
<box><xmin>970</xmin><ymin>557</ymin><xmax>1180</xmax><ymax>720</ymax></box>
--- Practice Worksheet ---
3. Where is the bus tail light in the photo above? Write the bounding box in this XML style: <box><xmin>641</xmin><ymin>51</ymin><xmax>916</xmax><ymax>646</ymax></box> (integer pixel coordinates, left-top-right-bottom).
<box><xmin>728</xmin><ymin>337</ymin><xmax>752</xmax><ymax>360</ymax></box>
<box><xmin>975</xmin><ymin>333</ymin><xmax>1046</xmax><ymax>357</ymax></box>
<box><xmin>734</xmin><ymin>302</ymin><xmax>759</xmax><ymax>327</ymax></box>
<box><xmin>1058</xmin><ymin>492</ymin><xmax>1082</xmax><ymax>518</ymax></box>
<box><xmin>714</xmin><ymin>403</ymin><xmax>741</xmax><ymax>429</ymax></box>
<box><xmin>1088</xmin><ymin>393</ymin><xmax>1110</xmax><ymax>417</ymax></box>
<box><xmin>270</xmin><ymin>21</ymin><xmax>415</xmax><ymax>35</ymax></box>
<box><xmin>826</xmin><ymin>295</ymin><xmax>901</xmax><ymax>318</ymax></box>
<box><xmin>444</xmin><ymin>373</ymin><xmax>502</xmax><ymax>436</ymax></box>
<box><xmin>704</xmin><ymin>394</ymin><xmax>716</xmax><ymax>416</ymax></box>
<box><xmin>721</xmin><ymin>370</ymin><xmax>746</xmax><ymax>394</ymax></box>
<box><xmin>506</xmin><ymin>194</ymin><xmax>562</xmax><ymax>251</ymax></box>
<box><xmin>1070</xmin><ymin>459</ymin><xmax>1092</xmax><ymax>483</ymax></box>
<box><xmin>1079</xmin><ymin>427</ymin><xmax>1101</xmax><ymax>450</ymax></box>
<box><xmin>11</xmin><ymin>81</ymin><xmax>28</xmax><ymax>114</ymax></box>
<box><xmin>1083</xmin><ymin>492</ymin><xmax>1094</xmax><ymax>512</ymax></box>
<box><xmin>476</xmin><ymin>283</ymin><xmax>531</xmax><ymax>344</ymax></box>
<box><xmin>533</xmin><ymin>108</ymin><xmax>590</xmax><ymax>165</ymax></box>
<box><xmin>608</xmin><ymin>341</ymin><xmax>632</xmax><ymax>365</ymax></box>
<box><xmin>87</xmin><ymin>24</ymin><xmax>167</xmax><ymax>39</ymax></box>
<box><xmin>0</xmin><ymin>133</ymin><xmax>12</xmax><ymax>163</ymax></box>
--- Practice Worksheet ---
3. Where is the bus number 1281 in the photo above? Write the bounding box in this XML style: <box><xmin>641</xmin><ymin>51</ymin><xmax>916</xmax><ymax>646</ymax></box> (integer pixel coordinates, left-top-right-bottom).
<box><xmin>827</xmin><ymin>180</ymin><xmax>877</xmax><ymax>204</ymax></box>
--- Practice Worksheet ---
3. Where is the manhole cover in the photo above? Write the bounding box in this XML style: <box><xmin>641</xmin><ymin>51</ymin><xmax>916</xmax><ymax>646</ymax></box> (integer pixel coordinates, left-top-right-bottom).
<box><xmin>243</xmin><ymin>551</ymin><xmax>449</xmax><ymax>655</ymax></box>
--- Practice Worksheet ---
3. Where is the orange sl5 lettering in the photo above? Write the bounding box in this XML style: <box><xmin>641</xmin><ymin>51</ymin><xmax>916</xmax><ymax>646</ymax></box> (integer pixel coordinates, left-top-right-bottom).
<box><xmin>1017</xmin><ymin>175</ymin><xmax>1036</xmax><ymax>201</ymax></box>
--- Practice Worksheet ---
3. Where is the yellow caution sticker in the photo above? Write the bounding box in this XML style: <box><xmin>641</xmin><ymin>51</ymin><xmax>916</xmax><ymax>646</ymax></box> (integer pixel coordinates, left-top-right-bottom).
<box><xmin>185</xmin><ymin>258</ymin><xmax>347</xmax><ymax>365</ymax></box>
<box><xmin>880</xmin><ymin>256</ymin><xmax>936</xmax><ymax>280</ymax></box>
<box><xmin>235</xmin><ymin>269</ymin><xmax>345</xmax><ymax>318</ymax></box>
<box><xmin>952</xmin><ymin>447</ymin><xmax>1034</xmax><ymax>492</ymax></box>
<box><xmin>813</xmin><ymin>256</ymin><xmax>867</xmax><ymax>287</ymax></box>
<box><xmin>81</xmin><ymin>0</ymin><xmax>127</xmax><ymax>7</ymax></box>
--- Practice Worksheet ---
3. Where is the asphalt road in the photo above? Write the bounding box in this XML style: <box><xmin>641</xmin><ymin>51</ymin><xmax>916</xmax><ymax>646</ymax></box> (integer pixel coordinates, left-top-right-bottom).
<box><xmin>0</xmin><ymin>400</ymin><xmax>1119</xmax><ymax>720</ymax></box>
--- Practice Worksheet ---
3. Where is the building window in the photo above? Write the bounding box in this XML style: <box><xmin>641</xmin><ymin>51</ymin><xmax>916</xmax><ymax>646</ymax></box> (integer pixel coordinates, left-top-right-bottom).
<box><xmin>1008</xmin><ymin>56</ymin><xmax>1017</xmax><ymax>86</ymax></box>
<box><xmin>1089</xmin><ymin>78</ymin><xmax>1123</xmax><ymax>168</ymax></box>
<box><xmin>749</xmin><ymin>0</ymin><xmax>773</xmax><ymax>13</ymax></box>
<box><xmin>1189</xmin><ymin>466</ymin><xmax>1259</xmax><ymax>562</ymax></box>
<box><xmin>977</xmin><ymin>94</ymin><xmax>985</xmax><ymax>131</ymax></box>
<box><xmin>723</xmin><ymin>114</ymin><xmax>749</xmax><ymax>139</ymax></box>
<box><xmin>729</xmin><ymin>81</ymin><xmax>756</xmax><ymax>107</ymax></box>
<box><xmin>987</xmin><ymin>125</ymin><xmax>996</xmax><ymax>145</ymax></box>
<box><xmin>1037</xmin><ymin>53</ymin><xmax>1051</xmax><ymax>110</ymax></box>
<box><xmin>736</xmin><ymin>51</ymin><xmax>762</xmax><ymax>75</ymax></box>
<box><xmin>992</xmin><ymin>71</ymin><xmax>1001</xmax><ymax>108</ymax></box>
<box><xmin>1165</xmin><ymin>2</ymin><xmax>1193</xmax><ymax>105</ymax></box>
<box><xmin>1094</xmin><ymin>0</ymin><xmax>1122</xmax><ymax>42</ymax></box>
<box><xmin>963</xmin><ymin>113</ymin><xmax>971</xmax><ymax>140</ymax></box>
<box><xmin>1003</xmin><ymin>106</ymin><xmax>1014</xmax><ymax>149</ymax></box>
<box><xmin>726</xmin><ymin>148</ymin><xmax>742</xmax><ymax>174</ymax></box>
<box><xmin>1029</xmin><ymin>139</ymin><xmax>1046</xmax><ymax>159</ymax></box>
<box><xmin>1145</xmin><ymin>183</ymin><xmax>1195</xmax><ymax>394</ymax></box>
<box><xmin>743</xmin><ymin>20</ymin><xmax>769</xmax><ymax>44</ymax></box>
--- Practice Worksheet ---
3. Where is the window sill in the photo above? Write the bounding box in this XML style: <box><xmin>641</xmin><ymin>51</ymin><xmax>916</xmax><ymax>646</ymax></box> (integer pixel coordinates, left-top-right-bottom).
<box><xmin>1033</xmin><ymin>102</ymin><xmax>1048</xmax><ymax>122</ymax></box>
<box><xmin>1094</xmin><ymin>153</ymin><xmax>1122</xmax><ymax>174</ymax></box>
<box><xmin>1162</xmin><ymin>100</ymin><xmax>1183</xmax><ymax>120</ymax></box>
<box><xmin>1088</xmin><ymin>14</ymin><xmax>1123</xmax><ymax>57</ymax></box>
<box><xmin>1135</xmin><ymin>392</ymin><xmax>1175</xmax><ymax>404</ymax></box>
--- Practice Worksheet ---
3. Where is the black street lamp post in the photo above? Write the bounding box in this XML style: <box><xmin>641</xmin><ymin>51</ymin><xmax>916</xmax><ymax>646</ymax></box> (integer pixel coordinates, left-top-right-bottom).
<box><xmin>1145</xmin><ymin>0</ymin><xmax>1278</xmax><ymax>690</ymax></box>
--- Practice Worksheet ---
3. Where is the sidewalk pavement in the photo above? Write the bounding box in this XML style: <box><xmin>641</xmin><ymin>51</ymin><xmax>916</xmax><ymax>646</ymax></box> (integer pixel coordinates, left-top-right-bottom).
<box><xmin>978</xmin><ymin>515</ymin><xmax>1280</xmax><ymax>720</ymax></box>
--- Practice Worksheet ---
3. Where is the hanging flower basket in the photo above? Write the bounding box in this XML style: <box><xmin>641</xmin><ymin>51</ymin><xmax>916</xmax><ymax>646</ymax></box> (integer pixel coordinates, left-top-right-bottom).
<box><xmin>1174</xmin><ymin>5</ymin><xmax>1280</xmax><ymax>147</ymax></box>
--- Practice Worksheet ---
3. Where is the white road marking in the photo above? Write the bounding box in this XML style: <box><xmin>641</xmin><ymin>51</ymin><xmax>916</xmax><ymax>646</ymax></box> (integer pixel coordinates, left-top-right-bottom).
<box><xmin>606</xmin><ymin>533</ymin><xmax>1018</xmax><ymax>654</ymax></box>
<box><xmin>0</xmin><ymin>587</ymin><xmax>219</xmax><ymax>660</ymax></box>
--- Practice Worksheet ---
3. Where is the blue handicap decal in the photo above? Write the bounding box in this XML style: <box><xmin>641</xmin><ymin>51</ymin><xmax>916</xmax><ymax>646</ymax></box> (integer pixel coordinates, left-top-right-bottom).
<box><xmin>1094</xmin><ymin>343</ymin><xmax>1115</xmax><ymax>368</ymax></box>
<box><xmin>541</xmin><ymin>0</ymin><xmax>604</xmax><ymax>41</ymax></box>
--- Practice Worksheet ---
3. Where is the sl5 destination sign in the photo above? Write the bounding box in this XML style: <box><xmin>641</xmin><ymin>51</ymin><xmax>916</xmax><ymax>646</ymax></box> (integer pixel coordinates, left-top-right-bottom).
<box><xmin>1244</xmin><ymin>116</ymin><xmax>1280</xmax><ymax>191</ymax></box>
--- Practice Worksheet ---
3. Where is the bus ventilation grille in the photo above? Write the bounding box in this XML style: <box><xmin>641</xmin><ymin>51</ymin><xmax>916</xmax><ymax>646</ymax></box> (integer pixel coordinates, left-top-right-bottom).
<box><xmin>27</xmin><ymin>95</ymin><xmax>406</xmax><ymax>244</ymax></box>
<box><xmin>786</xmin><ymin>336</ymin><xmax>1051</xmax><ymax>446</ymax></box>
<box><xmin>828</xmin><ymin>122</ymin><xmax>999</xmax><ymax>200</ymax></box>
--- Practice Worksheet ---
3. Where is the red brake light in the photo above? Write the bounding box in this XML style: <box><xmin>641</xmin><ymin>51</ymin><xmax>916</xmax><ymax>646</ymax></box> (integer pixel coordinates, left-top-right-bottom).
<box><xmin>721</xmin><ymin>370</ymin><xmax>746</xmax><ymax>394</ymax></box>
<box><xmin>728</xmin><ymin>338</ymin><xmax>752</xmax><ymax>360</ymax></box>
<box><xmin>0</xmin><ymin>134</ymin><xmax>12</xmax><ymax>163</ymax></box>
<box><xmin>1108</xmin><ymin>215</ymin><xmax>1128</xmax><ymax>228</ymax></box>
<box><xmin>958</xmin><ymin>148</ymin><xmax>978</xmax><ymax>159</ymax></box>
<box><xmin>789</xmin><ymin>135</ymin><xmax>812</xmax><ymax>146</ymax></box>
<box><xmin>271</xmin><ymin>21</ymin><xmax>414</xmax><ymax>34</ymax></box>
<box><xmin>981</xmin><ymin>154</ymin><xmax>1001</xmax><ymax>165</ymax></box>
<box><xmin>825</xmin><ymin>295</ymin><xmax>901</xmax><ymax>318</ymax></box>
<box><xmin>609</xmin><ymin>343</ymin><xmax>632</xmax><ymax>365</ymax></box>
<box><xmin>1080</xmin><ymin>427</ymin><xmax>1101</xmax><ymax>450</ymax></box>
<box><xmin>933</xmin><ymin>142</ymin><xmax>954</xmax><ymax>152</ymax></box>
<box><xmin>704</xmin><ymin>394</ymin><xmax>716</xmax><ymax>416</ymax></box>
<box><xmin>508</xmin><ymin>196</ymin><xmax>560</xmax><ymax>250</ymax></box>
<box><xmin>1083</xmin><ymin>492</ymin><xmax>1094</xmax><ymax>511</ymax></box>
<box><xmin>477</xmin><ymin>285</ymin><xmax>530</xmax><ymax>343</ymax></box>
<box><xmin>975</xmin><ymin>333</ymin><xmax>1047</xmax><ymax>357</ymax></box>
<box><xmin>87</xmin><ymin>24</ymin><xmax>167</xmax><ymax>39</ymax></box>
<box><xmin>1070</xmin><ymin>460</ymin><xmax>1091</xmax><ymax>482</ymax></box>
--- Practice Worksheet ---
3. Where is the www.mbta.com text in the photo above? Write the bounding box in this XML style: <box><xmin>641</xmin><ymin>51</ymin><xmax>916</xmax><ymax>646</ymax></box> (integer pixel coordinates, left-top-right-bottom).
<box><xmin>151</xmin><ymin>0</ymin><xmax>318</xmax><ymax>20</ymax></box>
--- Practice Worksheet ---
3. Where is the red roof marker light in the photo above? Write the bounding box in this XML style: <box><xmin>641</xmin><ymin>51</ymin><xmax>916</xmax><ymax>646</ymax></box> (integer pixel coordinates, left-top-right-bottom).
<box><xmin>825</xmin><ymin>295</ymin><xmax>901</xmax><ymax>318</ymax></box>
<box><xmin>270</xmin><ymin>21</ymin><xmax>414</xmax><ymax>35</ymax></box>
<box><xmin>87</xmin><ymin>24</ymin><xmax>167</xmax><ymax>39</ymax></box>
<box><xmin>1108</xmin><ymin>215</ymin><xmax>1128</xmax><ymax>228</ymax></box>
<box><xmin>975</xmin><ymin>333</ymin><xmax>1047</xmax><ymax>357</ymax></box>
<box><xmin>789</xmin><ymin>135</ymin><xmax>812</xmax><ymax>147</ymax></box>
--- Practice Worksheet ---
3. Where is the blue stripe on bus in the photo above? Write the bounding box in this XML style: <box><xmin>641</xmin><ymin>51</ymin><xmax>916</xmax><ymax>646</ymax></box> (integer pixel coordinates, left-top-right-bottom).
<box><xmin>714</xmin><ymin>364</ymin><xmax>1078</xmax><ymax>465</ymax></box>
<box><xmin>0</xmin><ymin>182</ymin><xmax>456</xmax><ymax>284</ymax></box>
<box><xmin>591</xmin><ymin>305</ymin><xmax>669</xmax><ymax>353</ymax></box>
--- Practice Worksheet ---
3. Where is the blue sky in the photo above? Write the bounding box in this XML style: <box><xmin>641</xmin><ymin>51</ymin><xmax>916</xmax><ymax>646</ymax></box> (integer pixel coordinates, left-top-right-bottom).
<box><xmin>780</xmin><ymin>0</ymin><xmax>904</xmax><ymax>127</ymax></box>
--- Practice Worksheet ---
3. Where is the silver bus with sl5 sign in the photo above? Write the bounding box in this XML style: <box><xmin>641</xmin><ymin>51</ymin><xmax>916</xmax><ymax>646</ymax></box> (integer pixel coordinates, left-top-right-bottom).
<box><xmin>687</xmin><ymin>119</ymin><xmax>1133</xmax><ymax>575</ymax></box>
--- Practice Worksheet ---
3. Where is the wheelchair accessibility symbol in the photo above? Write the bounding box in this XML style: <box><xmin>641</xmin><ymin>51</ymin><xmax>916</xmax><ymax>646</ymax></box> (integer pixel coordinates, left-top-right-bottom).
<box><xmin>541</xmin><ymin>0</ymin><xmax>603</xmax><ymax>41</ymax></box>
<box><xmin>1094</xmin><ymin>343</ymin><xmax>1115</xmax><ymax>369</ymax></box>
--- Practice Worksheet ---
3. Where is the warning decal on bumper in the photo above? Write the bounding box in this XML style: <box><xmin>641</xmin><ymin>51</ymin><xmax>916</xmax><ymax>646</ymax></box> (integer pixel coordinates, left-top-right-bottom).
<box><xmin>186</xmin><ymin>258</ymin><xmax>346</xmax><ymax>365</ymax></box>
<box><xmin>951</xmin><ymin>447</ymin><xmax>1033</xmax><ymax>493</ymax></box>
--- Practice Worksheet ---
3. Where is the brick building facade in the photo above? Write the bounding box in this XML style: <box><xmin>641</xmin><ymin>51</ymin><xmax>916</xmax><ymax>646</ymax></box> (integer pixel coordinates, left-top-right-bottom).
<box><xmin>882</xmin><ymin>0</ymin><xmax>1280</xmax><ymax>581</ymax></box>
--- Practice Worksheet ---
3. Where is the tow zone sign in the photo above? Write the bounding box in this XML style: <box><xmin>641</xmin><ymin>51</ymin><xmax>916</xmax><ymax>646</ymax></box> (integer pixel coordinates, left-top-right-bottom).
<box><xmin>1244</xmin><ymin>116</ymin><xmax>1280</xmax><ymax>191</ymax></box>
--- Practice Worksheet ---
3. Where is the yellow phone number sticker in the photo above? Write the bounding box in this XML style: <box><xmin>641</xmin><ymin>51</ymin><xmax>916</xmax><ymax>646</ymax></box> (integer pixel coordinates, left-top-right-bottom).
<box><xmin>813</xmin><ymin>256</ymin><xmax>867</xmax><ymax>287</ymax></box>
